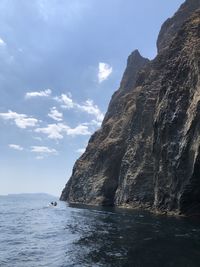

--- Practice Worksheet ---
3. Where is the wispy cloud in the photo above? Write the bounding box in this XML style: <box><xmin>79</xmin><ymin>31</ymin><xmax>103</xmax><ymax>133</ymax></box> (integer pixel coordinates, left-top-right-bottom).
<box><xmin>31</xmin><ymin>145</ymin><xmax>58</xmax><ymax>159</ymax></box>
<box><xmin>0</xmin><ymin>110</ymin><xmax>38</xmax><ymax>129</ymax></box>
<box><xmin>48</xmin><ymin>107</ymin><xmax>63</xmax><ymax>121</ymax></box>
<box><xmin>35</xmin><ymin>123</ymin><xmax>67</xmax><ymax>139</ymax></box>
<box><xmin>82</xmin><ymin>119</ymin><xmax>102</xmax><ymax>127</ymax></box>
<box><xmin>31</xmin><ymin>146</ymin><xmax>57</xmax><ymax>154</ymax></box>
<box><xmin>55</xmin><ymin>93</ymin><xmax>104</xmax><ymax>123</ymax></box>
<box><xmin>37</xmin><ymin>0</ymin><xmax>89</xmax><ymax>24</ymax></box>
<box><xmin>9</xmin><ymin>144</ymin><xmax>23</xmax><ymax>151</ymax></box>
<box><xmin>66</xmin><ymin>124</ymin><xmax>91</xmax><ymax>136</ymax></box>
<box><xmin>35</xmin><ymin>122</ymin><xmax>91</xmax><ymax>140</ymax></box>
<box><xmin>76</xmin><ymin>148</ymin><xmax>86</xmax><ymax>154</ymax></box>
<box><xmin>25</xmin><ymin>89</ymin><xmax>52</xmax><ymax>99</ymax></box>
<box><xmin>98</xmin><ymin>62</ymin><xmax>112</xmax><ymax>83</ymax></box>
<box><xmin>54</xmin><ymin>93</ymin><xmax>74</xmax><ymax>109</ymax></box>
<box><xmin>77</xmin><ymin>100</ymin><xmax>104</xmax><ymax>122</ymax></box>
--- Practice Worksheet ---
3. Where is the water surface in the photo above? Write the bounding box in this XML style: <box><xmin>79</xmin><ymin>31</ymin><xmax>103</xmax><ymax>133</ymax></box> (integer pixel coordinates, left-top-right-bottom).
<box><xmin>0</xmin><ymin>194</ymin><xmax>200</xmax><ymax>267</ymax></box>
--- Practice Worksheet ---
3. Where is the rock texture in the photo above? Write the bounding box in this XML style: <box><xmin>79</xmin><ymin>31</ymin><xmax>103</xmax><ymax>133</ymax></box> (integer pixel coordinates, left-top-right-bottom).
<box><xmin>61</xmin><ymin>0</ymin><xmax>200</xmax><ymax>216</ymax></box>
<box><xmin>157</xmin><ymin>0</ymin><xmax>200</xmax><ymax>53</ymax></box>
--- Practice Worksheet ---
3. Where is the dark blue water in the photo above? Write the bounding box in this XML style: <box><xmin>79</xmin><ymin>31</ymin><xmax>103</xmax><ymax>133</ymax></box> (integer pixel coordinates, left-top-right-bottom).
<box><xmin>1</xmin><ymin>194</ymin><xmax>200</xmax><ymax>267</ymax></box>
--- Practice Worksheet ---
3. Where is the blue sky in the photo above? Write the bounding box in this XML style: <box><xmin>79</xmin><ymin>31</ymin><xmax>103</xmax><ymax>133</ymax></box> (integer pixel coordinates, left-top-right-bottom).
<box><xmin>0</xmin><ymin>0</ymin><xmax>184</xmax><ymax>196</ymax></box>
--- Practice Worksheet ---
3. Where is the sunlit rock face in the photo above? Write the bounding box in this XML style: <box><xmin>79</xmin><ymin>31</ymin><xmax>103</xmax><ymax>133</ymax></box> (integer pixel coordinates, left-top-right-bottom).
<box><xmin>61</xmin><ymin>0</ymin><xmax>200</xmax><ymax>216</ymax></box>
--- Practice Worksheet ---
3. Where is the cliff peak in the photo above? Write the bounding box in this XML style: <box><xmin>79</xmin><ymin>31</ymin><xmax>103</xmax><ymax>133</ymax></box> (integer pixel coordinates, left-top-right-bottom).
<box><xmin>120</xmin><ymin>50</ymin><xmax>149</xmax><ymax>91</ymax></box>
<box><xmin>127</xmin><ymin>49</ymin><xmax>143</xmax><ymax>64</ymax></box>
<box><xmin>157</xmin><ymin>0</ymin><xmax>200</xmax><ymax>53</ymax></box>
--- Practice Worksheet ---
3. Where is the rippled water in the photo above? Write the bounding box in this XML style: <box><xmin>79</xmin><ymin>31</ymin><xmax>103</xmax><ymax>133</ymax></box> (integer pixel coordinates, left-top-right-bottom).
<box><xmin>0</xmin><ymin>194</ymin><xmax>200</xmax><ymax>267</ymax></box>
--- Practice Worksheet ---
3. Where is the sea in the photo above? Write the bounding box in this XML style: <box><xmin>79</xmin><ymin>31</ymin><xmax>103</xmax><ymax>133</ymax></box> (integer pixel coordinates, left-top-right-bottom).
<box><xmin>0</xmin><ymin>194</ymin><xmax>200</xmax><ymax>267</ymax></box>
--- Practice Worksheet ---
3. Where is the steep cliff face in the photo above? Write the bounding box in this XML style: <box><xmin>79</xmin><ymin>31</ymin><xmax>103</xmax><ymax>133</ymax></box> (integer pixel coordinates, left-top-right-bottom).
<box><xmin>157</xmin><ymin>0</ymin><xmax>200</xmax><ymax>53</ymax></box>
<box><xmin>61</xmin><ymin>0</ymin><xmax>200</xmax><ymax>215</ymax></box>
<box><xmin>115</xmin><ymin>10</ymin><xmax>200</xmax><ymax>214</ymax></box>
<box><xmin>153</xmin><ymin>11</ymin><xmax>200</xmax><ymax>214</ymax></box>
<box><xmin>60</xmin><ymin>50</ymin><xmax>149</xmax><ymax>206</ymax></box>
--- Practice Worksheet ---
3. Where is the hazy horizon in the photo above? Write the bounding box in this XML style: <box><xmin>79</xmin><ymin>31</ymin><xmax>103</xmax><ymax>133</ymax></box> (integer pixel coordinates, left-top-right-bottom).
<box><xmin>0</xmin><ymin>192</ymin><xmax>58</xmax><ymax>197</ymax></box>
<box><xmin>0</xmin><ymin>0</ymin><xmax>184</xmax><ymax>196</ymax></box>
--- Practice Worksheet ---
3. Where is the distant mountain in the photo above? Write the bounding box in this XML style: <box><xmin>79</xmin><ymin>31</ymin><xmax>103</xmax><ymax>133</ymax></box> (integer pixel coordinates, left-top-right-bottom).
<box><xmin>61</xmin><ymin>0</ymin><xmax>200</xmax><ymax>216</ymax></box>
<box><xmin>2</xmin><ymin>193</ymin><xmax>57</xmax><ymax>198</ymax></box>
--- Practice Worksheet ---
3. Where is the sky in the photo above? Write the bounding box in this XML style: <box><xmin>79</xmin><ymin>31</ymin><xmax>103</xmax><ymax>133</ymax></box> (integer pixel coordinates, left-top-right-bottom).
<box><xmin>0</xmin><ymin>0</ymin><xmax>184</xmax><ymax>196</ymax></box>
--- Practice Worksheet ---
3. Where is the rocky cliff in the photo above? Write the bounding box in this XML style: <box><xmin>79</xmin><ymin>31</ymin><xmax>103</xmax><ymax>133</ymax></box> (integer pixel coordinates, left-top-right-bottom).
<box><xmin>61</xmin><ymin>0</ymin><xmax>200</xmax><ymax>216</ymax></box>
<box><xmin>157</xmin><ymin>0</ymin><xmax>200</xmax><ymax>52</ymax></box>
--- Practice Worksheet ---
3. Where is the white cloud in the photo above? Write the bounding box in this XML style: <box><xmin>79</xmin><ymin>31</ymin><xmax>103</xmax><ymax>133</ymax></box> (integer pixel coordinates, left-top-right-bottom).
<box><xmin>48</xmin><ymin>107</ymin><xmax>63</xmax><ymax>121</ymax></box>
<box><xmin>77</xmin><ymin>100</ymin><xmax>104</xmax><ymax>122</ymax></box>
<box><xmin>54</xmin><ymin>93</ymin><xmax>104</xmax><ymax>123</ymax></box>
<box><xmin>9</xmin><ymin>144</ymin><xmax>23</xmax><ymax>151</ymax></box>
<box><xmin>31</xmin><ymin>146</ymin><xmax>57</xmax><ymax>154</ymax></box>
<box><xmin>0</xmin><ymin>38</ymin><xmax>6</xmax><ymax>46</ymax></box>
<box><xmin>66</xmin><ymin>124</ymin><xmax>91</xmax><ymax>136</ymax></box>
<box><xmin>35</xmin><ymin>122</ymin><xmax>91</xmax><ymax>140</ymax></box>
<box><xmin>76</xmin><ymin>148</ymin><xmax>86</xmax><ymax>154</ymax></box>
<box><xmin>35</xmin><ymin>123</ymin><xmax>67</xmax><ymax>139</ymax></box>
<box><xmin>82</xmin><ymin>119</ymin><xmax>102</xmax><ymax>127</ymax></box>
<box><xmin>98</xmin><ymin>62</ymin><xmax>112</xmax><ymax>83</ymax></box>
<box><xmin>0</xmin><ymin>110</ymin><xmax>38</xmax><ymax>129</ymax></box>
<box><xmin>54</xmin><ymin>93</ymin><xmax>74</xmax><ymax>109</ymax></box>
<box><xmin>31</xmin><ymin>146</ymin><xmax>58</xmax><ymax>159</ymax></box>
<box><xmin>25</xmin><ymin>89</ymin><xmax>52</xmax><ymax>99</ymax></box>
<box><xmin>90</xmin><ymin>119</ymin><xmax>102</xmax><ymax>127</ymax></box>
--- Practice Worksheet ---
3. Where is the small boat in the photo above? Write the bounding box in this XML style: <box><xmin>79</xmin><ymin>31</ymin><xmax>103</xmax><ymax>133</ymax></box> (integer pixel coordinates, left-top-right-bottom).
<box><xmin>50</xmin><ymin>201</ymin><xmax>57</xmax><ymax>207</ymax></box>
